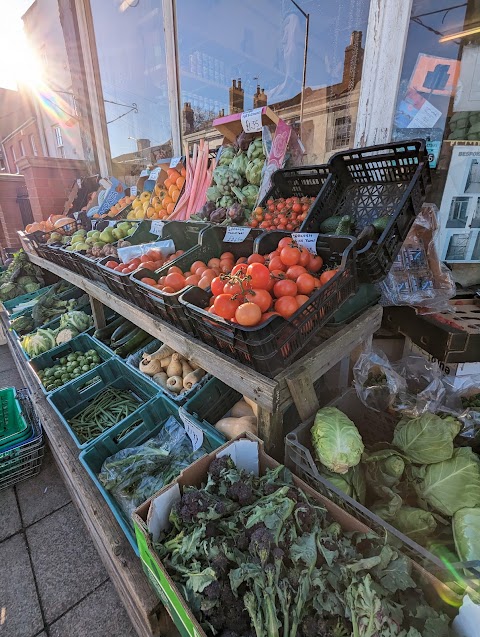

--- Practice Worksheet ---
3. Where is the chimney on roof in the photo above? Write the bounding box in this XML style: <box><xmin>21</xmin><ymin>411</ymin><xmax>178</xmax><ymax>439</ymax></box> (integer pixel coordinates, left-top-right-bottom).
<box><xmin>229</xmin><ymin>78</ymin><xmax>244</xmax><ymax>114</ymax></box>
<box><xmin>341</xmin><ymin>31</ymin><xmax>364</xmax><ymax>92</ymax></box>
<box><xmin>182</xmin><ymin>102</ymin><xmax>194</xmax><ymax>134</ymax></box>
<box><xmin>253</xmin><ymin>85</ymin><xmax>267</xmax><ymax>108</ymax></box>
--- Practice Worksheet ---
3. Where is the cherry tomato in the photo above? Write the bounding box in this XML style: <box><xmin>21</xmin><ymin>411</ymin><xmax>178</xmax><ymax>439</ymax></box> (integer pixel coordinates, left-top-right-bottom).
<box><xmin>198</xmin><ymin>277</ymin><xmax>211</xmax><ymax>290</ymax></box>
<box><xmin>276</xmin><ymin>202</ymin><xmax>285</xmax><ymax>212</ymax></box>
<box><xmin>235</xmin><ymin>302</ymin><xmax>262</xmax><ymax>326</ymax></box>
<box><xmin>223</xmin><ymin>280</ymin><xmax>243</xmax><ymax>296</ymax></box>
<box><xmin>246</xmin><ymin>288</ymin><xmax>272</xmax><ymax>313</ymax></box>
<box><xmin>296</xmin><ymin>273</ymin><xmax>316</xmax><ymax>294</ymax></box>
<box><xmin>250</xmin><ymin>219</ymin><xmax>259</xmax><ymax>228</ymax></box>
<box><xmin>221</xmin><ymin>252</ymin><xmax>234</xmax><ymax>260</ymax></box>
<box><xmin>214</xmin><ymin>294</ymin><xmax>240</xmax><ymax>320</ymax></box>
<box><xmin>268</xmin><ymin>256</ymin><xmax>287</xmax><ymax>272</ymax></box>
<box><xmin>220</xmin><ymin>259</ymin><xmax>234</xmax><ymax>274</ymax></box>
<box><xmin>208</xmin><ymin>258</ymin><xmax>221</xmax><ymax>269</ymax></box>
<box><xmin>320</xmin><ymin>269</ymin><xmax>338</xmax><ymax>285</ymax></box>
<box><xmin>161</xmin><ymin>286</ymin><xmax>175</xmax><ymax>293</ymax></box>
<box><xmin>286</xmin><ymin>265</ymin><xmax>307</xmax><ymax>281</ymax></box>
<box><xmin>141</xmin><ymin>261</ymin><xmax>157</xmax><ymax>271</ymax></box>
<box><xmin>274</xmin><ymin>296</ymin><xmax>298</xmax><ymax>318</ymax></box>
<box><xmin>247</xmin><ymin>254</ymin><xmax>265</xmax><ymax>265</ymax></box>
<box><xmin>274</xmin><ymin>279</ymin><xmax>298</xmax><ymax>298</ymax></box>
<box><xmin>308</xmin><ymin>254</ymin><xmax>324</xmax><ymax>273</ymax></box>
<box><xmin>236</xmin><ymin>257</ymin><xmax>248</xmax><ymax>264</ymax></box>
<box><xmin>277</xmin><ymin>223</ymin><xmax>286</xmax><ymax>230</ymax></box>
<box><xmin>280</xmin><ymin>246</ymin><xmax>301</xmax><ymax>266</ymax></box>
<box><xmin>158</xmin><ymin>276</ymin><xmax>167</xmax><ymax>285</ymax></box>
<box><xmin>164</xmin><ymin>272</ymin><xmax>186</xmax><ymax>291</ymax></box>
<box><xmin>140</xmin><ymin>277</ymin><xmax>157</xmax><ymax>286</ymax></box>
<box><xmin>211</xmin><ymin>277</ymin><xmax>225</xmax><ymax>296</ymax></box>
<box><xmin>246</xmin><ymin>263</ymin><xmax>270</xmax><ymax>289</ymax></box>
<box><xmin>295</xmin><ymin>294</ymin><xmax>310</xmax><ymax>308</ymax></box>
<box><xmin>292</xmin><ymin>203</ymin><xmax>302</xmax><ymax>213</ymax></box>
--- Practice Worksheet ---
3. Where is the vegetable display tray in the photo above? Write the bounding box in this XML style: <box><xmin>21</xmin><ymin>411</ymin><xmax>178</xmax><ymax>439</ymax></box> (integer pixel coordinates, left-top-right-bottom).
<box><xmin>0</xmin><ymin>388</ymin><xmax>31</xmax><ymax>451</ymax></box>
<box><xmin>180</xmin><ymin>231</ymin><xmax>358</xmax><ymax>377</ymax></box>
<box><xmin>301</xmin><ymin>140</ymin><xmax>431</xmax><ymax>283</ymax></box>
<box><xmin>76</xmin><ymin>253</ymin><xmax>106</xmax><ymax>284</ymax></box>
<box><xmin>285</xmin><ymin>388</ymin><xmax>479</xmax><ymax>580</ymax></box>
<box><xmin>383</xmin><ymin>297</ymin><xmax>480</xmax><ymax>364</ymax></box>
<box><xmin>47</xmin><ymin>358</ymin><xmax>159</xmax><ymax>449</ymax></box>
<box><xmin>131</xmin><ymin>226</ymin><xmax>262</xmax><ymax>333</ymax></box>
<box><xmin>9</xmin><ymin>285</ymin><xmax>85</xmax><ymax>321</ymax></box>
<box><xmin>126</xmin><ymin>339</ymin><xmax>211</xmax><ymax>405</ymax></box>
<box><xmin>29</xmin><ymin>333</ymin><xmax>115</xmax><ymax>395</ymax></box>
<box><xmin>79</xmin><ymin>394</ymin><xmax>224</xmax><ymax>553</ymax></box>
<box><xmin>258</xmin><ymin>164</ymin><xmax>330</xmax><ymax>207</ymax></box>
<box><xmin>0</xmin><ymin>389</ymin><xmax>44</xmax><ymax>491</ymax></box>
<box><xmin>3</xmin><ymin>286</ymin><xmax>53</xmax><ymax>316</ymax></box>
<box><xmin>180</xmin><ymin>376</ymin><xmax>241</xmax><ymax>434</ymax></box>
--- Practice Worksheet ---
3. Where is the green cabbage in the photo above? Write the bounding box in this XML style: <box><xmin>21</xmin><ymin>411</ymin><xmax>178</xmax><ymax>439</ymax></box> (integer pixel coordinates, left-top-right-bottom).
<box><xmin>410</xmin><ymin>448</ymin><xmax>480</xmax><ymax>516</ymax></box>
<box><xmin>363</xmin><ymin>449</ymin><xmax>406</xmax><ymax>489</ymax></box>
<box><xmin>320</xmin><ymin>463</ymin><xmax>366</xmax><ymax>504</ymax></box>
<box><xmin>393</xmin><ymin>506</ymin><xmax>437</xmax><ymax>542</ymax></box>
<box><xmin>392</xmin><ymin>412</ymin><xmax>461</xmax><ymax>465</ymax></box>
<box><xmin>453</xmin><ymin>507</ymin><xmax>480</xmax><ymax>562</ymax></box>
<box><xmin>311</xmin><ymin>407</ymin><xmax>364</xmax><ymax>474</ymax></box>
<box><xmin>370</xmin><ymin>485</ymin><xmax>403</xmax><ymax>520</ymax></box>
<box><xmin>0</xmin><ymin>282</ymin><xmax>21</xmax><ymax>301</ymax></box>
<box><xmin>59</xmin><ymin>311</ymin><xmax>92</xmax><ymax>332</ymax></box>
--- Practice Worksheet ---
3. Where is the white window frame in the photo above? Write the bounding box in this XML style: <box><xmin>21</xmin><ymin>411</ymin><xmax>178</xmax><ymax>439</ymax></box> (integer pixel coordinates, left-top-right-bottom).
<box><xmin>10</xmin><ymin>145</ymin><xmax>16</xmax><ymax>168</ymax></box>
<box><xmin>53</xmin><ymin>125</ymin><xmax>63</xmax><ymax>148</ymax></box>
<box><xmin>19</xmin><ymin>139</ymin><xmax>25</xmax><ymax>156</ymax></box>
<box><xmin>30</xmin><ymin>134</ymin><xmax>38</xmax><ymax>156</ymax></box>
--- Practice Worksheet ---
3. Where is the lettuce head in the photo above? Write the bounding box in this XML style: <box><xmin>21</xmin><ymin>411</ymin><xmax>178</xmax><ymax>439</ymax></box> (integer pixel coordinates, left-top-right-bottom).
<box><xmin>311</xmin><ymin>407</ymin><xmax>364</xmax><ymax>474</ymax></box>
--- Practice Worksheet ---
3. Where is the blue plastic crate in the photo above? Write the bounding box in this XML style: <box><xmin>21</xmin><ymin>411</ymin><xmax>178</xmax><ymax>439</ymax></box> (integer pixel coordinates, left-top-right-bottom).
<box><xmin>47</xmin><ymin>358</ymin><xmax>160</xmax><ymax>449</ymax></box>
<box><xmin>79</xmin><ymin>394</ymin><xmax>225</xmax><ymax>553</ymax></box>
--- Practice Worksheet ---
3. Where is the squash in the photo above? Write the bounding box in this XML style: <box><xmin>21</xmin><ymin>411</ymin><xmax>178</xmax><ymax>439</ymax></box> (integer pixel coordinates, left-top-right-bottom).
<box><xmin>166</xmin><ymin>353</ymin><xmax>182</xmax><ymax>378</ymax></box>
<box><xmin>139</xmin><ymin>356</ymin><xmax>162</xmax><ymax>376</ymax></box>
<box><xmin>152</xmin><ymin>372</ymin><xmax>168</xmax><ymax>389</ymax></box>
<box><xmin>214</xmin><ymin>416</ymin><xmax>258</xmax><ymax>440</ymax></box>
<box><xmin>231</xmin><ymin>399</ymin><xmax>255</xmax><ymax>419</ymax></box>
<box><xmin>183</xmin><ymin>368</ymin><xmax>206</xmax><ymax>389</ymax></box>
<box><xmin>243</xmin><ymin>395</ymin><xmax>258</xmax><ymax>417</ymax></box>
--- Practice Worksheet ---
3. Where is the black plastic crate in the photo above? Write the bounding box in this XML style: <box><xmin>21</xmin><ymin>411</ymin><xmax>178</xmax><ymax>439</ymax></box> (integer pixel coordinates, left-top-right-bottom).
<box><xmin>98</xmin><ymin>221</ymin><xmax>208</xmax><ymax>303</ymax></box>
<box><xmin>258</xmin><ymin>165</ymin><xmax>330</xmax><ymax>207</ymax></box>
<box><xmin>301</xmin><ymin>140</ymin><xmax>430</xmax><ymax>283</ymax></box>
<box><xmin>131</xmin><ymin>226</ymin><xmax>263</xmax><ymax>332</ymax></box>
<box><xmin>285</xmin><ymin>389</ymin><xmax>480</xmax><ymax>581</ymax></box>
<box><xmin>180</xmin><ymin>230</ymin><xmax>358</xmax><ymax>377</ymax></box>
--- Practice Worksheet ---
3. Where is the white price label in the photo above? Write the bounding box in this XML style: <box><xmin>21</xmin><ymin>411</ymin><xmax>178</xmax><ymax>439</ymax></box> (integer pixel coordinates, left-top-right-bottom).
<box><xmin>179</xmin><ymin>412</ymin><xmax>204</xmax><ymax>451</ymax></box>
<box><xmin>241</xmin><ymin>108</ymin><xmax>263</xmax><ymax>133</ymax></box>
<box><xmin>108</xmin><ymin>220</ymin><xmax>117</xmax><ymax>227</ymax></box>
<box><xmin>150</xmin><ymin>220</ymin><xmax>165</xmax><ymax>236</ymax></box>
<box><xmin>291</xmin><ymin>232</ymin><xmax>319</xmax><ymax>254</ymax></box>
<box><xmin>130</xmin><ymin>186</ymin><xmax>137</xmax><ymax>196</ymax></box>
<box><xmin>149</xmin><ymin>167</ymin><xmax>161</xmax><ymax>182</ymax></box>
<box><xmin>170</xmin><ymin>157</ymin><xmax>182</xmax><ymax>168</ymax></box>
<box><xmin>139</xmin><ymin>169</ymin><xmax>149</xmax><ymax>177</ymax></box>
<box><xmin>223</xmin><ymin>226</ymin><xmax>251</xmax><ymax>243</ymax></box>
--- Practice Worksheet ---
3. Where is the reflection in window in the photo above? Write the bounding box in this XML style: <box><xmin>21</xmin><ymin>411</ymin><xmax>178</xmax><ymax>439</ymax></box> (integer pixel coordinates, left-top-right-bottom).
<box><xmin>473</xmin><ymin>198</ymin><xmax>480</xmax><ymax>228</ymax></box>
<box><xmin>446</xmin><ymin>233</ymin><xmax>469</xmax><ymax>260</ymax></box>
<box><xmin>472</xmin><ymin>232</ymin><xmax>480</xmax><ymax>260</ymax></box>
<box><xmin>447</xmin><ymin>196</ymin><xmax>469</xmax><ymax>228</ymax></box>
<box><xmin>30</xmin><ymin>135</ymin><xmax>38</xmax><ymax>156</ymax></box>
<box><xmin>177</xmin><ymin>0</ymin><xmax>370</xmax><ymax>163</ymax></box>
<box><xmin>19</xmin><ymin>140</ymin><xmax>25</xmax><ymax>157</ymax></box>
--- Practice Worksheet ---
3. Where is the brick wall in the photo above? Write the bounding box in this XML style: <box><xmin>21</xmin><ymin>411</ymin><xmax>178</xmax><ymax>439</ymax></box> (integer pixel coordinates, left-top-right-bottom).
<box><xmin>16</xmin><ymin>156</ymin><xmax>88</xmax><ymax>221</ymax></box>
<box><xmin>0</xmin><ymin>174</ymin><xmax>27</xmax><ymax>249</ymax></box>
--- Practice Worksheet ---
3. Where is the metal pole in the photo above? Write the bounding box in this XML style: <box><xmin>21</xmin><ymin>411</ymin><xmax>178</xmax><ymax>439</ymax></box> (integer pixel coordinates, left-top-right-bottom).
<box><xmin>299</xmin><ymin>13</ymin><xmax>309</xmax><ymax>143</ymax></box>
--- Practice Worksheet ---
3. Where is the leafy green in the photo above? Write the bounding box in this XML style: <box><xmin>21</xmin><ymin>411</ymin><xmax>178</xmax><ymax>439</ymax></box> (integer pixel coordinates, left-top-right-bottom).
<box><xmin>363</xmin><ymin>448</ymin><xmax>406</xmax><ymax>489</ymax></box>
<box><xmin>320</xmin><ymin>464</ymin><xmax>366</xmax><ymax>505</ymax></box>
<box><xmin>311</xmin><ymin>407</ymin><xmax>364</xmax><ymax>474</ymax></box>
<box><xmin>393</xmin><ymin>507</ymin><xmax>437</xmax><ymax>542</ymax></box>
<box><xmin>392</xmin><ymin>413</ymin><xmax>461</xmax><ymax>465</ymax></box>
<box><xmin>452</xmin><ymin>507</ymin><xmax>480</xmax><ymax>562</ymax></box>
<box><xmin>410</xmin><ymin>447</ymin><xmax>480</xmax><ymax>516</ymax></box>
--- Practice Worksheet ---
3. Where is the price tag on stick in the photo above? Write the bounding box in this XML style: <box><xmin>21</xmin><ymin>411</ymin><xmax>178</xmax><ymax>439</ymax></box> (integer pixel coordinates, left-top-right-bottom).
<box><xmin>241</xmin><ymin>108</ymin><xmax>263</xmax><ymax>133</ymax></box>
<box><xmin>223</xmin><ymin>227</ymin><xmax>251</xmax><ymax>243</ymax></box>
<box><xmin>150</xmin><ymin>220</ymin><xmax>165</xmax><ymax>236</ymax></box>
<box><xmin>149</xmin><ymin>167</ymin><xmax>161</xmax><ymax>182</ymax></box>
<box><xmin>130</xmin><ymin>186</ymin><xmax>137</xmax><ymax>196</ymax></box>
<box><xmin>291</xmin><ymin>233</ymin><xmax>319</xmax><ymax>254</ymax></box>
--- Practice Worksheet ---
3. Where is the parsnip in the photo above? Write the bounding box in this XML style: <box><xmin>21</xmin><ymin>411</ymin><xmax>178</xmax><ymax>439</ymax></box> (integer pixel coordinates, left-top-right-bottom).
<box><xmin>148</xmin><ymin>344</ymin><xmax>175</xmax><ymax>361</ymax></box>
<box><xmin>152</xmin><ymin>372</ymin><xmax>168</xmax><ymax>389</ymax></box>
<box><xmin>183</xmin><ymin>368</ymin><xmax>206</xmax><ymax>389</ymax></box>
<box><xmin>139</xmin><ymin>357</ymin><xmax>162</xmax><ymax>376</ymax></box>
<box><xmin>166</xmin><ymin>375</ymin><xmax>183</xmax><ymax>393</ymax></box>
<box><xmin>160</xmin><ymin>355</ymin><xmax>172</xmax><ymax>369</ymax></box>
<box><xmin>166</xmin><ymin>353</ymin><xmax>182</xmax><ymax>377</ymax></box>
<box><xmin>181</xmin><ymin>360</ymin><xmax>194</xmax><ymax>377</ymax></box>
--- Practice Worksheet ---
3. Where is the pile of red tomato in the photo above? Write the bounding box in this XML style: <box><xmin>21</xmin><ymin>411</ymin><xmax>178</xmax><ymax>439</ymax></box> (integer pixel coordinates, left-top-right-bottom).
<box><xmin>104</xmin><ymin>248</ymin><xmax>185</xmax><ymax>275</ymax></box>
<box><xmin>192</xmin><ymin>237</ymin><xmax>336</xmax><ymax>327</ymax></box>
<box><xmin>249</xmin><ymin>196</ymin><xmax>315</xmax><ymax>231</ymax></box>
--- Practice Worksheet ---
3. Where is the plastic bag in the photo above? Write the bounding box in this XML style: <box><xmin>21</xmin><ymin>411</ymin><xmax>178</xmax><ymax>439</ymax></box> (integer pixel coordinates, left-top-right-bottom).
<box><xmin>391</xmin><ymin>355</ymin><xmax>447</xmax><ymax>417</ymax></box>
<box><xmin>98</xmin><ymin>416</ymin><xmax>203</xmax><ymax>521</ymax></box>
<box><xmin>117</xmin><ymin>240</ymin><xmax>175</xmax><ymax>264</ymax></box>
<box><xmin>353</xmin><ymin>347</ymin><xmax>407</xmax><ymax>412</ymax></box>
<box><xmin>378</xmin><ymin>204</ymin><xmax>456</xmax><ymax>314</ymax></box>
<box><xmin>442</xmin><ymin>375</ymin><xmax>480</xmax><ymax>443</ymax></box>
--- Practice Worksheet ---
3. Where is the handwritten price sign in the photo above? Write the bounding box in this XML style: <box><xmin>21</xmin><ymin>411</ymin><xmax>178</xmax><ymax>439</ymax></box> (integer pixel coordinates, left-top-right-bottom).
<box><xmin>291</xmin><ymin>233</ymin><xmax>319</xmax><ymax>254</ymax></box>
<box><xmin>241</xmin><ymin>108</ymin><xmax>263</xmax><ymax>133</ymax></box>
<box><xmin>224</xmin><ymin>227</ymin><xmax>251</xmax><ymax>243</ymax></box>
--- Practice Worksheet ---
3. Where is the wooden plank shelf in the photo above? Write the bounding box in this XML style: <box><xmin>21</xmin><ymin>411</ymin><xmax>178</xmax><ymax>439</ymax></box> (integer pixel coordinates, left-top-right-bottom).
<box><xmin>1</xmin><ymin>316</ymin><xmax>179</xmax><ymax>637</ymax></box>
<box><xmin>25</xmin><ymin>252</ymin><xmax>383</xmax><ymax>457</ymax></box>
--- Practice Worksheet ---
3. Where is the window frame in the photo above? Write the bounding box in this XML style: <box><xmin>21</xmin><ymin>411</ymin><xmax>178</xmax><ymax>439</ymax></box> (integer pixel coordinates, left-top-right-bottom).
<box><xmin>30</xmin><ymin>135</ymin><xmax>38</xmax><ymax>156</ymax></box>
<box><xmin>19</xmin><ymin>139</ymin><xmax>25</xmax><ymax>157</ymax></box>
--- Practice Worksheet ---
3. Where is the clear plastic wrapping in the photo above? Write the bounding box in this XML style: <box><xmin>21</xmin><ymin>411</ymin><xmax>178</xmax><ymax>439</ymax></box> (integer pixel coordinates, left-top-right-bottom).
<box><xmin>353</xmin><ymin>347</ymin><xmax>407</xmax><ymax>412</ymax></box>
<box><xmin>442</xmin><ymin>375</ymin><xmax>480</xmax><ymax>443</ymax></box>
<box><xmin>98</xmin><ymin>416</ymin><xmax>203</xmax><ymax>521</ymax></box>
<box><xmin>379</xmin><ymin>204</ymin><xmax>456</xmax><ymax>314</ymax></box>
<box><xmin>391</xmin><ymin>355</ymin><xmax>447</xmax><ymax>417</ymax></box>
<box><xmin>117</xmin><ymin>240</ymin><xmax>175</xmax><ymax>264</ymax></box>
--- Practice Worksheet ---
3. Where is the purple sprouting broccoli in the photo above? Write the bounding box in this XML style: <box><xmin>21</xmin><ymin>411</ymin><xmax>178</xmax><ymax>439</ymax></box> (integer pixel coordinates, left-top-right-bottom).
<box><xmin>211</xmin><ymin>555</ymin><xmax>229</xmax><ymax>576</ymax></box>
<box><xmin>234</xmin><ymin>531</ymin><xmax>249</xmax><ymax>551</ymax></box>
<box><xmin>176</xmin><ymin>488</ymin><xmax>229</xmax><ymax>525</ymax></box>
<box><xmin>205</xmin><ymin>522</ymin><xmax>220</xmax><ymax>538</ymax></box>
<box><xmin>208</xmin><ymin>455</ymin><xmax>236</xmax><ymax>480</ymax></box>
<box><xmin>249</xmin><ymin>525</ymin><xmax>274</xmax><ymax>566</ymax></box>
<box><xmin>203</xmin><ymin>580</ymin><xmax>222</xmax><ymax>600</ymax></box>
<box><xmin>226</xmin><ymin>481</ymin><xmax>254</xmax><ymax>506</ymax></box>
<box><xmin>293</xmin><ymin>501</ymin><xmax>316</xmax><ymax>533</ymax></box>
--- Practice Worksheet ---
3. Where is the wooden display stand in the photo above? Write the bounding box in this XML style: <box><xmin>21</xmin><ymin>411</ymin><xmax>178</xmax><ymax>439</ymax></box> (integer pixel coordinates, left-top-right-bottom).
<box><xmin>3</xmin><ymin>251</ymin><xmax>383</xmax><ymax>637</ymax></box>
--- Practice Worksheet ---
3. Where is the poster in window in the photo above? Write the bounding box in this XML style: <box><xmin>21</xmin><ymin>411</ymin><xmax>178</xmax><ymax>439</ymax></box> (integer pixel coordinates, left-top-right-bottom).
<box><xmin>437</xmin><ymin>146</ymin><xmax>480</xmax><ymax>262</ymax></box>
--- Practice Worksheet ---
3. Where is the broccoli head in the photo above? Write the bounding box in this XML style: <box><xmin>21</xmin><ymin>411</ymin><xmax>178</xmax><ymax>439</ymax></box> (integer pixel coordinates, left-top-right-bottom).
<box><xmin>226</xmin><ymin>481</ymin><xmax>254</xmax><ymax>506</ymax></box>
<box><xmin>249</xmin><ymin>525</ymin><xmax>274</xmax><ymax>566</ymax></box>
<box><xmin>203</xmin><ymin>581</ymin><xmax>222</xmax><ymax>600</ymax></box>
<box><xmin>208</xmin><ymin>455</ymin><xmax>236</xmax><ymax>479</ymax></box>
<box><xmin>293</xmin><ymin>501</ymin><xmax>316</xmax><ymax>533</ymax></box>
<box><xmin>211</xmin><ymin>554</ymin><xmax>229</xmax><ymax>576</ymax></box>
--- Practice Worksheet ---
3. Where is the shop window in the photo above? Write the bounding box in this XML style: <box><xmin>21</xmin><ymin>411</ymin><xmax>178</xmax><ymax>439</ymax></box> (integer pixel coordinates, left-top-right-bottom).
<box><xmin>10</xmin><ymin>145</ymin><xmax>16</xmax><ymax>170</ymax></box>
<box><xmin>176</xmin><ymin>0</ymin><xmax>370</xmax><ymax>163</ymax></box>
<box><xmin>53</xmin><ymin>125</ymin><xmax>65</xmax><ymax>158</ymax></box>
<box><xmin>472</xmin><ymin>198</ymin><xmax>480</xmax><ymax>228</ymax></box>
<box><xmin>446</xmin><ymin>233</ymin><xmax>470</xmax><ymax>260</ymax></box>
<box><xmin>472</xmin><ymin>232</ymin><xmax>480</xmax><ymax>259</ymax></box>
<box><xmin>30</xmin><ymin>135</ymin><xmax>38</xmax><ymax>157</ymax></box>
<box><xmin>19</xmin><ymin>140</ymin><xmax>25</xmax><ymax>157</ymax></box>
<box><xmin>447</xmin><ymin>196</ymin><xmax>470</xmax><ymax>228</ymax></box>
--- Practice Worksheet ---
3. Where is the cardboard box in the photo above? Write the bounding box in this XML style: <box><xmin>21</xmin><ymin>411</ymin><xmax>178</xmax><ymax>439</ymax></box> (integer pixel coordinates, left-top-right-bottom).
<box><xmin>133</xmin><ymin>434</ymin><xmax>456</xmax><ymax>637</ymax></box>
<box><xmin>213</xmin><ymin>106</ymin><xmax>279</xmax><ymax>144</ymax></box>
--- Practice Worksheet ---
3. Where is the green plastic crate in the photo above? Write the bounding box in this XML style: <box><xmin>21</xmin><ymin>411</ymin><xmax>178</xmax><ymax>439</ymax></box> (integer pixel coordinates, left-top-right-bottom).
<box><xmin>29</xmin><ymin>333</ymin><xmax>115</xmax><ymax>395</ymax></box>
<box><xmin>79</xmin><ymin>393</ymin><xmax>225</xmax><ymax>553</ymax></box>
<box><xmin>47</xmin><ymin>358</ymin><xmax>160</xmax><ymax>449</ymax></box>
<box><xmin>3</xmin><ymin>286</ymin><xmax>54</xmax><ymax>316</ymax></box>
<box><xmin>0</xmin><ymin>388</ymin><xmax>32</xmax><ymax>451</ymax></box>
<box><xmin>180</xmin><ymin>376</ymin><xmax>241</xmax><ymax>433</ymax></box>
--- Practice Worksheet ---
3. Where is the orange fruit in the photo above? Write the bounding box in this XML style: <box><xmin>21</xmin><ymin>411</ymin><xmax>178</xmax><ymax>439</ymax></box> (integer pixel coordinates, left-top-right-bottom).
<box><xmin>162</xmin><ymin>195</ymin><xmax>173</xmax><ymax>206</ymax></box>
<box><xmin>164</xmin><ymin>178</ymin><xmax>172</xmax><ymax>189</ymax></box>
<box><xmin>166</xmin><ymin>202</ymin><xmax>175</xmax><ymax>215</ymax></box>
<box><xmin>167</xmin><ymin>168</ymin><xmax>180</xmax><ymax>179</ymax></box>
<box><xmin>171</xmin><ymin>189</ymin><xmax>180</xmax><ymax>202</ymax></box>
<box><xmin>181</xmin><ymin>167</ymin><xmax>186</xmax><ymax>177</ymax></box>
<box><xmin>176</xmin><ymin>176</ymin><xmax>185</xmax><ymax>189</ymax></box>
